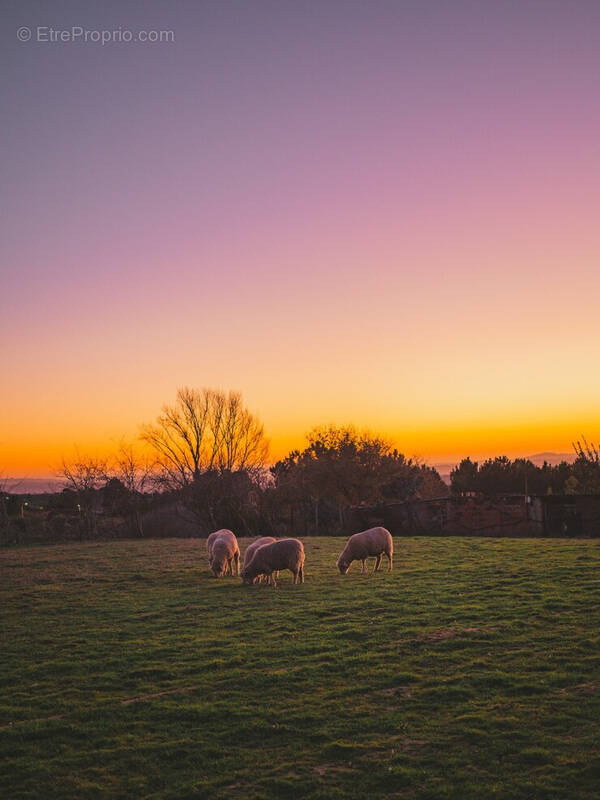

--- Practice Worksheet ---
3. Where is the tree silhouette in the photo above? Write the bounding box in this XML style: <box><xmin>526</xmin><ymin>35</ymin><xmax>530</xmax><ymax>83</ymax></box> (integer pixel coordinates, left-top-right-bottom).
<box><xmin>141</xmin><ymin>387</ymin><xmax>269</xmax><ymax>489</ymax></box>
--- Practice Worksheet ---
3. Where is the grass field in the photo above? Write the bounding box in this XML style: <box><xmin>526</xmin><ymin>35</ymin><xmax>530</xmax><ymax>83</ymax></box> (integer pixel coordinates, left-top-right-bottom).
<box><xmin>2</xmin><ymin>536</ymin><xmax>600</xmax><ymax>799</ymax></box>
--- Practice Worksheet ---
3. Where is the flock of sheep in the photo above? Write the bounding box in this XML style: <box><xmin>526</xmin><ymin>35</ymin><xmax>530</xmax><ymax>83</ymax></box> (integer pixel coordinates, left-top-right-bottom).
<box><xmin>206</xmin><ymin>526</ymin><xmax>394</xmax><ymax>587</ymax></box>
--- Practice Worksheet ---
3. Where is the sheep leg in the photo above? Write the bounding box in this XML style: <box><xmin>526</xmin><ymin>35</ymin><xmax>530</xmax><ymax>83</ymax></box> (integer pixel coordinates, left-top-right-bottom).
<box><xmin>373</xmin><ymin>554</ymin><xmax>382</xmax><ymax>573</ymax></box>
<box><xmin>234</xmin><ymin>551</ymin><xmax>240</xmax><ymax>576</ymax></box>
<box><xmin>361</xmin><ymin>559</ymin><xmax>367</xmax><ymax>573</ymax></box>
<box><xmin>299</xmin><ymin>565</ymin><xmax>304</xmax><ymax>583</ymax></box>
<box><xmin>387</xmin><ymin>551</ymin><xmax>393</xmax><ymax>571</ymax></box>
<box><xmin>270</xmin><ymin>571</ymin><xmax>277</xmax><ymax>588</ymax></box>
<box><xmin>293</xmin><ymin>570</ymin><xmax>298</xmax><ymax>584</ymax></box>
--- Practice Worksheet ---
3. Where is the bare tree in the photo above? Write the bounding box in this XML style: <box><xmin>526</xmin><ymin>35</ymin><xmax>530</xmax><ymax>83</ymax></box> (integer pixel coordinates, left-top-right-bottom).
<box><xmin>573</xmin><ymin>436</ymin><xmax>600</xmax><ymax>464</ymax></box>
<box><xmin>110</xmin><ymin>442</ymin><xmax>154</xmax><ymax>537</ymax></box>
<box><xmin>571</xmin><ymin>436</ymin><xmax>600</xmax><ymax>493</ymax></box>
<box><xmin>58</xmin><ymin>452</ymin><xmax>108</xmax><ymax>539</ymax></box>
<box><xmin>140</xmin><ymin>387</ymin><xmax>213</xmax><ymax>486</ymax></box>
<box><xmin>141</xmin><ymin>387</ymin><xmax>269</xmax><ymax>489</ymax></box>
<box><xmin>218</xmin><ymin>392</ymin><xmax>269</xmax><ymax>475</ymax></box>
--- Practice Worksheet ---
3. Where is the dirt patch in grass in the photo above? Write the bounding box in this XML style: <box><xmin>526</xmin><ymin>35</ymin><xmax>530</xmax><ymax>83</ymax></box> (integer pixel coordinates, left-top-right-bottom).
<box><xmin>560</xmin><ymin>681</ymin><xmax>599</xmax><ymax>695</ymax></box>
<box><xmin>1</xmin><ymin>684</ymin><xmax>202</xmax><ymax>729</ymax></box>
<box><xmin>363</xmin><ymin>736</ymin><xmax>428</xmax><ymax>758</ymax></box>
<box><xmin>0</xmin><ymin>713</ymin><xmax>66</xmax><ymax>731</ymax></box>
<box><xmin>121</xmin><ymin>685</ymin><xmax>199</xmax><ymax>705</ymax></box>
<box><xmin>418</xmin><ymin>626</ymin><xmax>489</xmax><ymax>642</ymax></box>
<box><xmin>374</xmin><ymin>686</ymin><xmax>414</xmax><ymax>699</ymax></box>
<box><xmin>313</xmin><ymin>763</ymin><xmax>354</xmax><ymax>777</ymax></box>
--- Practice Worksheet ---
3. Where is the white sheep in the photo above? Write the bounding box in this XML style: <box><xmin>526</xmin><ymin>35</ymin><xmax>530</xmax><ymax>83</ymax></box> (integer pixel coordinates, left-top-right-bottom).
<box><xmin>242</xmin><ymin>536</ymin><xmax>278</xmax><ymax>584</ymax></box>
<box><xmin>207</xmin><ymin>529</ymin><xmax>240</xmax><ymax>577</ymax></box>
<box><xmin>241</xmin><ymin>538</ymin><xmax>305</xmax><ymax>587</ymax></box>
<box><xmin>337</xmin><ymin>527</ymin><xmax>393</xmax><ymax>574</ymax></box>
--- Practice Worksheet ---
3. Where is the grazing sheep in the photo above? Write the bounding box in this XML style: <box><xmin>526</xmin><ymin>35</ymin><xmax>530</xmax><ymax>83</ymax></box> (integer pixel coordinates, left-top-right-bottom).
<box><xmin>206</xmin><ymin>531</ymin><xmax>221</xmax><ymax>560</ymax></box>
<box><xmin>208</xmin><ymin>529</ymin><xmax>240</xmax><ymax>577</ymax></box>
<box><xmin>243</xmin><ymin>536</ymin><xmax>277</xmax><ymax>569</ymax></box>
<box><xmin>337</xmin><ymin>527</ymin><xmax>393</xmax><ymax>574</ymax></box>
<box><xmin>242</xmin><ymin>536</ymin><xmax>277</xmax><ymax>584</ymax></box>
<box><xmin>241</xmin><ymin>538</ymin><xmax>305</xmax><ymax>587</ymax></box>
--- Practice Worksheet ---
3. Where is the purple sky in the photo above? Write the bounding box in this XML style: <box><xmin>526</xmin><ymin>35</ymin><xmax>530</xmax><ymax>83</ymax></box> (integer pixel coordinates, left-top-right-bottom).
<box><xmin>2</xmin><ymin>1</ymin><xmax>600</xmax><ymax>474</ymax></box>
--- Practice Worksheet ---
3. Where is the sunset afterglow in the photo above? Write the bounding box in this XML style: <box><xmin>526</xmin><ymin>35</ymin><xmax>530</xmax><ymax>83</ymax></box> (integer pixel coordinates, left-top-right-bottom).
<box><xmin>3</xmin><ymin>2</ymin><xmax>600</xmax><ymax>477</ymax></box>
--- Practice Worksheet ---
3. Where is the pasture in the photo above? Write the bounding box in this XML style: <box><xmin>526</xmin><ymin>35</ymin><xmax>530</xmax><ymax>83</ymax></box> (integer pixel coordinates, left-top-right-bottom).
<box><xmin>2</xmin><ymin>536</ymin><xmax>600</xmax><ymax>799</ymax></box>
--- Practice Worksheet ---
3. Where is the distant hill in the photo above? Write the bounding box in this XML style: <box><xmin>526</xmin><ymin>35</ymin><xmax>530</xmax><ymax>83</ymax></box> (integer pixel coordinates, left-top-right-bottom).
<box><xmin>433</xmin><ymin>464</ymin><xmax>458</xmax><ymax>485</ymax></box>
<box><xmin>527</xmin><ymin>452</ymin><xmax>574</xmax><ymax>466</ymax></box>
<box><xmin>2</xmin><ymin>478</ymin><xmax>64</xmax><ymax>494</ymax></box>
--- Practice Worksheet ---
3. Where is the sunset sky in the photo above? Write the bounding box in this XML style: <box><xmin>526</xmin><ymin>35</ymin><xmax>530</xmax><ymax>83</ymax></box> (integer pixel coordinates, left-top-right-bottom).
<box><xmin>2</xmin><ymin>1</ymin><xmax>600</xmax><ymax>477</ymax></box>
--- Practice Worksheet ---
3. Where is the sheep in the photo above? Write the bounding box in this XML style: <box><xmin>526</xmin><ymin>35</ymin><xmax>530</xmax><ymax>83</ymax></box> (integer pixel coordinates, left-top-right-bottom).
<box><xmin>242</xmin><ymin>536</ymin><xmax>278</xmax><ymax>584</ymax></box>
<box><xmin>337</xmin><ymin>527</ymin><xmax>393</xmax><ymax>574</ymax></box>
<box><xmin>207</xmin><ymin>529</ymin><xmax>240</xmax><ymax>577</ymax></box>
<box><xmin>206</xmin><ymin>530</ymin><xmax>222</xmax><ymax>561</ymax></box>
<box><xmin>241</xmin><ymin>538</ymin><xmax>305</xmax><ymax>587</ymax></box>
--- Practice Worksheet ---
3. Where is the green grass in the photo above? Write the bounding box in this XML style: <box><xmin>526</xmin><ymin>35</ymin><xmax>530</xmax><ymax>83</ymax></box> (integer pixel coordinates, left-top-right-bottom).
<box><xmin>2</xmin><ymin>536</ymin><xmax>600</xmax><ymax>799</ymax></box>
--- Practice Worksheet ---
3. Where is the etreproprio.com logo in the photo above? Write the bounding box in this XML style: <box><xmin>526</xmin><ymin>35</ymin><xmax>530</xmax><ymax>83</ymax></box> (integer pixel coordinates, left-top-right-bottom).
<box><xmin>17</xmin><ymin>26</ymin><xmax>175</xmax><ymax>45</ymax></box>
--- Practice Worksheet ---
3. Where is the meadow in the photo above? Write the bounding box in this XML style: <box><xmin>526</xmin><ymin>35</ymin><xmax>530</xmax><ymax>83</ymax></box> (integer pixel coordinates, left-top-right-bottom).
<box><xmin>2</xmin><ymin>536</ymin><xmax>600</xmax><ymax>799</ymax></box>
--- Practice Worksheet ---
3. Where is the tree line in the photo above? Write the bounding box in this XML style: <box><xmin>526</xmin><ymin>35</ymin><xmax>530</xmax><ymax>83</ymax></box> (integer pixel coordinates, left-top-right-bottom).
<box><xmin>2</xmin><ymin>387</ymin><xmax>447</xmax><ymax>542</ymax></box>
<box><xmin>2</xmin><ymin>386</ymin><xmax>598</xmax><ymax>543</ymax></box>
<box><xmin>450</xmin><ymin>439</ymin><xmax>600</xmax><ymax>496</ymax></box>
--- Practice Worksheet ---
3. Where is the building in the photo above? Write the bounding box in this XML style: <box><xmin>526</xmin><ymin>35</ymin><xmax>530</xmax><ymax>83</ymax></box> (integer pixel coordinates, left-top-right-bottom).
<box><xmin>348</xmin><ymin>494</ymin><xmax>600</xmax><ymax>537</ymax></box>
